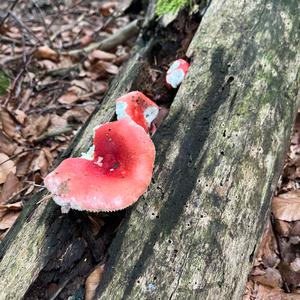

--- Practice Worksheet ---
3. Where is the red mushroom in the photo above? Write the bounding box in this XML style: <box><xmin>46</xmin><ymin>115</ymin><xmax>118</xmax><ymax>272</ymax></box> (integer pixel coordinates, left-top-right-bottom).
<box><xmin>44</xmin><ymin>118</ymin><xmax>155</xmax><ymax>213</ymax></box>
<box><xmin>166</xmin><ymin>59</ymin><xmax>190</xmax><ymax>89</ymax></box>
<box><xmin>115</xmin><ymin>91</ymin><xmax>159</xmax><ymax>133</ymax></box>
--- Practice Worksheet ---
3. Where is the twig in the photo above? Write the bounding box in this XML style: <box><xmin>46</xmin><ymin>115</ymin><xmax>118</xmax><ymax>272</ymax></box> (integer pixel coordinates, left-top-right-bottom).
<box><xmin>50</xmin><ymin>13</ymin><xmax>86</xmax><ymax>42</ymax></box>
<box><xmin>4</xmin><ymin>53</ymin><xmax>33</xmax><ymax>106</ymax></box>
<box><xmin>8</xmin><ymin>11</ymin><xmax>43</xmax><ymax>44</ymax></box>
<box><xmin>65</xmin><ymin>19</ymin><xmax>142</xmax><ymax>56</ymax></box>
<box><xmin>0</xmin><ymin>148</ymin><xmax>36</xmax><ymax>167</ymax></box>
<box><xmin>30</xmin><ymin>0</ymin><xmax>54</xmax><ymax>47</ymax></box>
<box><xmin>0</xmin><ymin>34</ymin><xmax>33</xmax><ymax>46</ymax></box>
<box><xmin>34</xmin><ymin>126</ymin><xmax>75</xmax><ymax>142</ymax></box>
<box><xmin>26</xmin><ymin>100</ymin><xmax>98</xmax><ymax>114</ymax></box>
<box><xmin>0</xmin><ymin>0</ymin><xmax>20</xmax><ymax>28</ymax></box>
<box><xmin>41</xmin><ymin>64</ymin><xmax>80</xmax><ymax>77</ymax></box>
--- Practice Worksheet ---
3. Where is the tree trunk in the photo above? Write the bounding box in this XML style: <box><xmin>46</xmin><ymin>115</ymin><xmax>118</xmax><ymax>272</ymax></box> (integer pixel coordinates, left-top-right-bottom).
<box><xmin>96</xmin><ymin>0</ymin><xmax>300</xmax><ymax>299</ymax></box>
<box><xmin>0</xmin><ymin>0</ymin><xmax>299</xmax><ymax>299</ymax></box>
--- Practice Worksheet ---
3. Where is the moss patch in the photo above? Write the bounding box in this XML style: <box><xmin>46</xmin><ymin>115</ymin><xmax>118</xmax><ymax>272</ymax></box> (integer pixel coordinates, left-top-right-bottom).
<box><xmin>155</xmin><ymin>0</ymin><xmax>190</xmax><ymax>16</ymax></box>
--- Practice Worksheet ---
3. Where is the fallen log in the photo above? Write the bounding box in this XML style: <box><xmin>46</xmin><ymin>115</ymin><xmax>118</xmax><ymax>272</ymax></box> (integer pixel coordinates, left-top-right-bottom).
<box><xmin>0</xmin><ymin>3</ymin><xmax>200</xmax><ymax>299</ymax></box>
<box><xmin>0</xmin><ymin>0</ymin><xmax>299</xmax><ymax>299</ymax></box>
<box><xmin>96</xmin><ymin>0</ymin><xmax>300</xmax><ymax>299</ymax></box>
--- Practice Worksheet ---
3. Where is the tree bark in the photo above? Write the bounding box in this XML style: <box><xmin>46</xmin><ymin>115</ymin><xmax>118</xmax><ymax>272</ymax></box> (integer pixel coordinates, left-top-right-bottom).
<box><xmin>0</xmin><ymin>0</ymin><xmax>299</xmax><ymax>299</ymax></box>
<box><xmin>96</xmin><ymin>0</ymin><xmax>300</xmax><ymax>299</ymax></box>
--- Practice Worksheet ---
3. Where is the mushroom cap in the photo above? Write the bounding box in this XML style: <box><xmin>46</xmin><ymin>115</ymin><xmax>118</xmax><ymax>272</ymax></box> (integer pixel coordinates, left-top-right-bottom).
<box><xmin>166</xmin><ymin>59</ymin><xmax>190</xmax><ymax>89</ymax></box>
<box><xmin>44</xmin><ymin>118</ymin><xmax>155</xmax><ymax>212</ymax></box>
<box><xmin>116</xmin><ymin>91</ymin><xmax>159</xmax><ymax>132</ymax></box>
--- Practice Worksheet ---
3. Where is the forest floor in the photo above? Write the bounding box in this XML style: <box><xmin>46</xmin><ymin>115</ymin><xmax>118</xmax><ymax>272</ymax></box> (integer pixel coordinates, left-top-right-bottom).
<box><xmin>0</xmin><ymin>1</ymin><xmax>300</xmax><ymax>299</ymax></box>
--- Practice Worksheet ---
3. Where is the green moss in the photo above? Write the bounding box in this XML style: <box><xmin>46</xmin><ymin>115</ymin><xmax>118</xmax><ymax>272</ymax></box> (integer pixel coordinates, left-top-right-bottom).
<box><xmin>155</xmin><ymin>0</ymin><xmax>190</xmax><ymax>16</ymax></box>
<box><xmin>0</xmin><ymin>70</ymin><xmax>10</xmax><ymax>95</ymax></box>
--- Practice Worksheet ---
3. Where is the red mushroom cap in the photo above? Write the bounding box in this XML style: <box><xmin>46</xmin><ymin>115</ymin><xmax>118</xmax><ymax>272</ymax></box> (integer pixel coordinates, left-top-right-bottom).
<box><xmin>116</xmin><ymin>91</ymin><xmax>159</xmax><ymax>133</ymax></box>
<box><xmin>44</xmin><ymin>118</ymin><xmax>155</xmax><ymax>212</ymax></box>
<box><xmin>166</xmin><ymin>59</ymin><xmax>190</xmax><ymax>89</ymax></box>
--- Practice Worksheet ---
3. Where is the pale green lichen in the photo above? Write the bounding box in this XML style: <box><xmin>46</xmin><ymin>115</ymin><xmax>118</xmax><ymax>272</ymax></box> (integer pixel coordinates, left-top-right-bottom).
<box><xmin>155</xmin><ymin>0</ymin><xmax>190</xmax><ymax>16</ymax></box>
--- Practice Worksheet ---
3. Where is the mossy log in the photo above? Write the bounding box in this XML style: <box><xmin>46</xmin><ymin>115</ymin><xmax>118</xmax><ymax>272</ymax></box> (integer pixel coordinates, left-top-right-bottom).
<box><xmin>96</xmin><ymin>0</ymin><xmax>300</xmax><ymax>299</ymax></box>
<box><xmin>0</xmin><ymin>0</ymin><xmax>299</xmax><ymax>299</ymax></box>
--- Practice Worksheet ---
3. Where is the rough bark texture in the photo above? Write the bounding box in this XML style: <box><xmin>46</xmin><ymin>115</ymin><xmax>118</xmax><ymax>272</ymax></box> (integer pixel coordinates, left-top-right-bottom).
<box><xmin>0</xmin><ymin>37</ymin><xmax>154</xmax><ymax>300</ymax></box>
<box><xmin>0</xmin><ymin>0</ymin><xmax>299</xmax><ymax>299</ymax></box>
<box><xmin>96</xmin><ymin>0</ymin><xmax>300</xmax><ymax>299</ymax></box>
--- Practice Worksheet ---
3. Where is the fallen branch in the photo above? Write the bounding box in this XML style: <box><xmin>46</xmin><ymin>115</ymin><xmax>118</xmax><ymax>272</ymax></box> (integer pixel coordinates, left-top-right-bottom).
<box><xmin>64</xmin><ymin>19</ymin><xmax>142</xmax><ymax>56</ymax></box>
<box><xmin>34</xmin><ymin>126</ymin><xmax>74</xmax><ymax>143</ymax></box>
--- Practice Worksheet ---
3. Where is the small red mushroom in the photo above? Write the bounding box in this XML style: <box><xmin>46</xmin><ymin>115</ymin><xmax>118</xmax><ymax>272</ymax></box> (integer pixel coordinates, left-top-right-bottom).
<box><xmin>166</xmin><ymin>59</ymin><xmax>190</xmax><ymax>89</ymax></box>
<box><xmin>44</xmin><ymin>118</ymin><xmax>155</xmax><ymax>213</ymax></box>
<box><xmin>115</xmin><ymin>91</ymin><xmax>159</xmax><ymax>133</ymax></box>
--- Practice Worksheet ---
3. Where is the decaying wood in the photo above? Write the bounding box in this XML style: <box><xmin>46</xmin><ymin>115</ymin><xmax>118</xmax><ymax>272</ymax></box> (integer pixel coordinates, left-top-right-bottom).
<box><xmin>96</xmin><ymin>1</ymin><xmax>300</xmax><ymax>299</ymax></box>
<box><xmin>0</xmin><ymin>35</ymin><xmax>154</xmax><ymax>300</ymax></box>
<box><xmin>0</xmin><ymin>0</ymin><xmax>299</xmax><ymax>299</ymax></box>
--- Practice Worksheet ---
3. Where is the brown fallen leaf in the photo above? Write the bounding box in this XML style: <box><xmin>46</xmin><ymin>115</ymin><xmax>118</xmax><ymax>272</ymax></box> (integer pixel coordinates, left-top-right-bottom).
<box><xmin>85</xmin><ymin>264</ymin><xmax>105</xmax><ymax>300</ymax></box>
<box><xmin>0</xmin><ymin>109</ymin><xmax>17</xmax><ymax>139</ymax></box>
<box><xmin>14</xmin><ymin>110</ymin><xmax>27</xmax><ymax>125</ymax></box>
<box><xmin>89</xmin><ymin>49</ymin><xmax>116</xmax><ymax>62</ymax></box>
<box><xmin>34</xmin><ymin>45</ymin><xmax>59</xmax><ymax>62</ymax></box>
<box><xmin>255</xmin><ymin>219</ymin><xmax>280</xmax><ymax>268</ymax></box>
<box><xmin>0</xmin><ymin>131</ymin><xmax>16</xmax><ymax>156</ymax></box>
<box><xmin>250</xmin><ymin>266</ymin><xmax>282</xmax><ymax>288</ymax></box>
<box><xmin>272</xmin><ymin>191</ymin><xmax>300</xmax><ymax>221</ymax></box>
<box><xmin>0</xmin><ymin>211</ymin><xmax>20</xmax><ymax>230</ymax></box>
<box><xmin>16</xmin><ymin>152</ymin><xmax>36</xmax><ymax>177</ymax></box>
<box><xmin>99</xmin><ymin>1</ymin><xmax>117</xmax><ymax>16</ymax></box>
<box><xmin>0</xmin><ymin>172</ymin><xmax>22</xmax><ymax>204</ymax></box>
<box><xmin>58</xmin><ymin>92</ymin><xmax>79</xmax><ymax>104</ymax></box>
<box><xmin>0</xmin><ymin>153</ymin><xmax>16</xmax><ymax>184</ymax></box>
<box><xmin>90</xmin><ymin>61</ymin><xmax>119</xmax><ymax>75</ymax></box>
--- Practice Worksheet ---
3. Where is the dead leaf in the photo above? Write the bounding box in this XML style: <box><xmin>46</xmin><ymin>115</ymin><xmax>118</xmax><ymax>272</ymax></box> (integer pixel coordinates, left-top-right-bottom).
<box><xmin>255</xmin><ymin>220</ymin><xmax>280</xmax><ymax>268</ymax></box>
<box><xmin>0</xmin><ymin>211</ymin><xmax>20</xmax><ymax>230</ymax></box>
<box><xmin>99</xmin><ymin>1</ymin><xmax>117</xmax><ymax>16</ymax></box>
<box><xmin>85</xmin><ymin>265</ymin><xmax>105</xmax><ymax>300</ymax></box>
<box><xmin>272</xmin><ymin>191</ymin><xmax>300</xmax><ymax>221</ymax></box>
<box><xmin>58</xmin><ymin>92</ymin><xmax>79</xmax><ymax>104</ymax></box>
<box><xmin>34</xmin><ymin>46</ymin><xmax>59</xmax><ymax>62</ymax></box>
<box><xmin>90</xmin><ymin>61</ymin><xmax>119</xmax><ymax>75</ymax></box>
<box><xmin>0</xmin><ymin>131</ymin><xmax>16</xmax><ymax>156</ymax></box>
<box><xmin>32</xmin><ymin>149</ymin><xmax>50</xmax><ymax>176</ymax></box>
<box><xmin>0</xmin><ymin>172</ymin><xmax>22</xmax><ymax>204</ymax></box>
<box><xmin>0</xmin><ymin>153</ymin><xmax>16</xmax><ymax>184</ymax></box>
<box><xmin>0</xmin><ymin>109</ymin><xmax>17</xmax><ymax>138</ymax></box>
<box><xmin>49</xmin><ymin>114</ymin><xmax>68</xmax><ymax>131</ymax></box>
<box><xmin>16</xmin><ymin>152</ymin><xmax>36</xmax><ymax>177</ymax></box>
<box><xmin>34</xmin><ymin>115</ymin><xmax>51</xmax><ymax>138</ymax></box>
<box><xmin>14</xmin><ymin>110</ymin><xmax>27</xmax><ymax>125</ymax></box>
<box><xmin>89</xmin><ymin>50</ymin><xmax>116</xmax><ymax>62</ymax></box>
<box><xmin>250</xmin><ymin>267</ymin><xmax>282</xmax><ymax>288</ymax></box>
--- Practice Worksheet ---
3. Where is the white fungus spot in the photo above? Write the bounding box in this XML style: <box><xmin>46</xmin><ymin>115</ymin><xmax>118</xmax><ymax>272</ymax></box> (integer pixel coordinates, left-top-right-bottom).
<box><xmin>167</xmin><ymin>60</ymin><xmax>181</xmax><ymax>74</ymax></box>
<box><xmin>116</xmin><ymin>101</ymin><xmax>129</xmax><ymax>120</ymax></box>
<box><xmin>166</xmin><ymin>69</ymin><xmax>185</xmax><ymax>88</ymax></box>
<box><xmin>144</xmin><ymin>106</ymin><xmax>159</xmax><ymax>126</ymax></box>
<box><xmin>94</xmin><ymin>156</ymin><xmax>104</xmax><ymax>167</ymax></box>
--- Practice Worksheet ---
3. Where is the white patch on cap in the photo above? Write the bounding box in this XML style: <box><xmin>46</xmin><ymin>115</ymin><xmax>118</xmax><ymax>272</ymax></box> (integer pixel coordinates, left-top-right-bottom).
<box><xmin>116</xmin><ymin>101</ymin><xmax>129</xmax><ymax>120</ymax></box>
<box><xmin>144</xmin><ymin>106</ymin><xmax>159</xmax><ymax>126</ymax></box>
<box><xmin>80</xmin><ymin>145</ymin><xmax>95</xmax><ymax>160</ymax></box>
<box><xmin>167</xmin><ymin>60</ymin><xmax>181</xmax><ymax>74</ymax></box>
<box><xmin>94</xmin><ymin>156</ymin><xmax>103</xmax><ymax>167</ymax></box>
<box><xmin>166</xmin><ymin>69</ymin><xmax>185</xmax><ymax>88</ymax></box>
